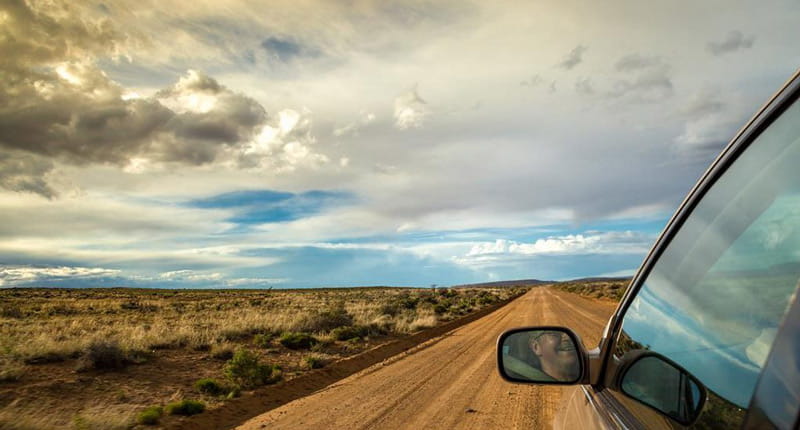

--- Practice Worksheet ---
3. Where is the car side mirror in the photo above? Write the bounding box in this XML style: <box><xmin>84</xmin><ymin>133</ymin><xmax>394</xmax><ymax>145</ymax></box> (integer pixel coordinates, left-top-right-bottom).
<box><xmin>615</xmin><ymin>351</ymin><xmax>707</xmax><ymax>425</ymax></box>
<box><xmin>497</xmin><ymin>326</ymin><xmax>588</xmax><ymax>385</ymax></box>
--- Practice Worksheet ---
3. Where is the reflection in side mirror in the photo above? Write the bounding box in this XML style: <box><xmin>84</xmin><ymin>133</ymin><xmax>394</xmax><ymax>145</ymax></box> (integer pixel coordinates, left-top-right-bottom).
<box><xmin>619</xmin><ymin>353</ymin><xmax>707</xmax><ymax>425</ymax></box>
<box><xmin>497</xmin><ymin>327</ymin><xmax>584</xmax><ymax>384</ymax></box>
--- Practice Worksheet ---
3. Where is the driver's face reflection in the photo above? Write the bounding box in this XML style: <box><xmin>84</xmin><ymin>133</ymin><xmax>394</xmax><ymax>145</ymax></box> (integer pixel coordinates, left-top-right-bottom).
<box><xmin>531</xmin><ymin>332</ymin><xmax>579</xmax><ymax>381</ymax></box>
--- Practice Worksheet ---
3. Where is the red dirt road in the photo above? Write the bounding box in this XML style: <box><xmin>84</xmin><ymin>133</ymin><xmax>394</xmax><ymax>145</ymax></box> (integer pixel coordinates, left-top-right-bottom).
<box><xmin>238</xmin><ymin>288</ymin><xmax>617</xmax><ymax>430</ymax></box>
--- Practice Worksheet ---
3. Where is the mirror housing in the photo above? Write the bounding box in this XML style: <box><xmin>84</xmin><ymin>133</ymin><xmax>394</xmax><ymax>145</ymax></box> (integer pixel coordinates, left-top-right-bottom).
<box><xmin>613</xmin><ymin>350</ymin><xmax>707</xmax><ymax>425</ymax></box>
<box><xmin>496</xmin><ymin>326</ymin><xmax>590</xmax><ymax>385</ymax></box>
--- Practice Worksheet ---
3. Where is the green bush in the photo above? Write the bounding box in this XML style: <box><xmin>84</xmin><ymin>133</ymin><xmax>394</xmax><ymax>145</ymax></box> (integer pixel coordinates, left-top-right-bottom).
<box><xmin>303</xmin><ymin>355</ymin><xmax>325</xmax><ymax>369</ymax></box>
<box><xmin>136</xmin><ymin>406</ymin><xmax>163</xmax><ymax>425</ymax></box>
<box><xmin>165</xmin><ymin>400</ymin><xmax>205</xmax><ymax>416</ymax></box>
<box><xmin>253</xmin><ymin>333</ymin><xmax>274</xmax><ymax>348</ymax></box>
<box><xmin>195</xmin><ymin>378</ymin><xmax>226</xmax><ymax>396</ymax></box>
<box><xmin>223</xmin><ymin>349</ymin><xmax>282</xmax><ymax>388</ymax></box>
<box><xmin>331</xmin><ymin>325</ymin><xmax>369</xmax><ymax>341</ymax></box>
<box><xmin>279</xmin><ymin>332</ymin><xmax>318</xmax><ymax>350</ymax></box>
<box><xmin>433</xmin><ymin>304</ymin><xmax>449</xmax><ymax>315</ymax></box>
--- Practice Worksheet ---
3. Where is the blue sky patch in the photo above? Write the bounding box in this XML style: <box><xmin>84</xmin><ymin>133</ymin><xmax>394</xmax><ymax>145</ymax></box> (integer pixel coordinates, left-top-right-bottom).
<box><xmin>187</xmin><ymin>189</ymin><xmax>357</xmax><ymax>224</ymax></box>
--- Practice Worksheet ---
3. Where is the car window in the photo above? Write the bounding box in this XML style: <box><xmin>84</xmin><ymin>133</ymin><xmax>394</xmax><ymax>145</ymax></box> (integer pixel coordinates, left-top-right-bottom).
<box><xmin>613</xmin><ymin>97</ymin><xmax>800</xmax><ymax>427</ymax></box>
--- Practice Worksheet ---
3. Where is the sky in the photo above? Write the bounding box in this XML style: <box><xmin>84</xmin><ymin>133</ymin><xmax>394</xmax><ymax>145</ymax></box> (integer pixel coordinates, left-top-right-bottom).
<box><xmin>0</xmin><ymin>0</ymin><xmax>798</xmax><ymax>288</ymax></box>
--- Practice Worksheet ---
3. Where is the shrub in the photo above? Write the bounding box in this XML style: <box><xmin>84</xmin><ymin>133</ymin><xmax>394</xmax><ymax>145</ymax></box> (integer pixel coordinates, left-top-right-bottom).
<box><xmin>223</xmin><ymin>349</ymin><xmax>282</xmax><ymax>388</ymax></box>
<box><xmin>378</xmin><ymin>303</ymin><xmax>399</xmax><ymax>316</ymax></box>
<box><xmin>165</xmin><ymin>400</ymin><xmax>205</xmax><ymax>416</ymax></box>
<box><xmin>137</xmin><ymin>406</ymin><xmax>163</xmax><ymax>425</ymax></box>
<box><xmin>253</xmin><ymin>333</ymin><xmax>274</xmax><ymax>348</ymax></box>
<box><xmin>303</xmin><ymin>355</ymin><xmax>325</xmax><ymax>369</ymax></box>
<box><xmin>77</xmin><ymin>340</ymin><xmax>130</xmax><ymax>371</ymax></box>
<box><xmin>279</xmin><ymin>332</ymin><xmax>318</xmax><ymax>350</ymax></box>
<box><xmin>195</xmin><ymin>378</ymin><xmax>226</xmax><ymax>396</ymax></box>
<box><xmin>295</xmin><ymin>306</ymin><xmax>353</xmax><ymax>332</ymax></box>
<box><xmin>332</xmin><ymin>325</ymin><xmax>369</xmax><ymax>341</ymax></box>
<box><xmin>433</xmin><ymin>304</ymin><xmax>449</xmax><ymax>315</ymax></box>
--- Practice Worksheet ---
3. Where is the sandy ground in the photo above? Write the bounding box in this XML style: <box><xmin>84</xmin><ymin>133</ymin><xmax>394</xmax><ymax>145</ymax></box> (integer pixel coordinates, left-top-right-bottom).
<box><xmin>236</xmin><ymin>287</ymin><xmax>617</xmax><ymax>430</ymax></box>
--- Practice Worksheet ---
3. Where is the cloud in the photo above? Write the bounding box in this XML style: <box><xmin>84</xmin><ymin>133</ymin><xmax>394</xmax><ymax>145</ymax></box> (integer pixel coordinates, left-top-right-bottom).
<box><xmin>0</xmin><ymin>1</ymin><xmax>330</xmax><ymax>197</ymax></box>
<box><xmin>575</xmin><ymin>77</ymin><xmax>594</xmax><ymax>95</ymax></box>
<box><xmin>0</xmin><ymin>265</ymin><xmax>120</xmax><ymax>287</ymax></box>
<box><xmin>463</xmin><ymin>231</ymin><xmax>652</xmax><ymax>258</ymax></box>
<box><xmin>520</xmin><ymin>74</ymin><xmax>543</xmax><ymax>87</ymax></box>
<box><xmin>159</xmin><ymin>269</ymin><xmax>223</xmax><ymax>282</ymax></box>
<box><xmin>674</xmin><ymin>90</ymin><xmax>748</xmax><ymax>157</ymax></box>
<box><xmin>333</xmin><ymin>111</ymin><xmax>376</xmax><ymax>137</ymax></box>
<box><xmin>557</xmin><ymin>45</ymin><xmax>587</xmax><ymax>70</ymax></box>
<box><xmin>707</xmin><ymin>31</ymin><xmax>755</xmax><ymax>56</ymax></box>
<box><xmin>394</xmin><ymin>86</ymin><xmax>428</xmax><ymax>129</ymax></box>
<box><xmin>0</xmin><ymin>151</ymin><xmax>58</xmax><ymax>199</ymax></box>
<box><xmin>606</xmin><ymin>54</ymin><xmax>673</xmax><ymax>102</ymax></box>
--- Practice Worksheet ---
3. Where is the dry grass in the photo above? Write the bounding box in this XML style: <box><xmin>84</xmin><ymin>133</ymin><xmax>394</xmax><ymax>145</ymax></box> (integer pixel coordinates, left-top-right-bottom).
<box><xmin>0</xmin><ymin>286</ymin><xmax>527</xmax><ymax>427</ymax></box>
<box><xmin>552</xmin><ymin>279</ymin><xmax>630</xmax><ymax>301</ymax></box>
<box><xmin>0</xmin><ymin>287</ymin><xmax>523</xmax><ymax>364</ymax></box>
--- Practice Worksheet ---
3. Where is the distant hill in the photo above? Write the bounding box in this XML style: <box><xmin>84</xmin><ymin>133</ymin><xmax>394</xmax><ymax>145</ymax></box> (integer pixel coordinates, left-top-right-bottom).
<box><xmin>563</xmin><ymin>276</ymin><xmax>632</xmax><ymax>283</ymax></box>
<box><xmin>452</xmin><ymin>279</ymin><xmax>551</xmax><ymax>288</ymax></box>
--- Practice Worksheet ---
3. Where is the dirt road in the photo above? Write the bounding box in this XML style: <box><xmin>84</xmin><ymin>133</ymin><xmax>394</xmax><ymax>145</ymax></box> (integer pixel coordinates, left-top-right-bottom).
<box><xmin>237</xmin><ymin>288</ymin><xmax>617</xmax><ymax>430</ymax></box>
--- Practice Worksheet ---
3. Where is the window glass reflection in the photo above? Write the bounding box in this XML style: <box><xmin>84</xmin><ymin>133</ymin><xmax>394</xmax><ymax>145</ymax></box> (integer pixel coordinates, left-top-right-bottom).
<box><xmin>617</xmin><ymin>98</ymin><xmax>800</xmax><ymax>422</ymax></box>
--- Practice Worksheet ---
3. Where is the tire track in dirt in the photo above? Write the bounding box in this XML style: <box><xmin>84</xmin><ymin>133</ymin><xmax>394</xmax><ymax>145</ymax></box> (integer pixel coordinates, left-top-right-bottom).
<box><xmin>237</xmin><ymin>287</ymin><xmax>617</xmax><ymax>430</ymax></box>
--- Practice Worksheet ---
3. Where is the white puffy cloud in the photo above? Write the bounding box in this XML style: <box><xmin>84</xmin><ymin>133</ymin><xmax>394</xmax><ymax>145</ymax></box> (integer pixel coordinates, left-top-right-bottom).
<box><xmin>463</xmin><ymin>231</ymin><xmax>653</xmax><ymax>259</ymax></box>
<box><xmin>394</xmin><ymin>86</ymin><xmax>428</xmax><ymax>129</ymax></box>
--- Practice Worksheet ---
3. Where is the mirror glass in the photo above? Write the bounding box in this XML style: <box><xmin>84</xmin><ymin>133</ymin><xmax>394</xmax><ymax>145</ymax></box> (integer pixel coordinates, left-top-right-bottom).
<box><xmin>500</xmin><ymin>329</ymin><xmax>581</xmax><ymax>383</ymax></box>
<box><xmin>620</xmin><ymin>354</ymin><xmax>706</xmax><ymax>424</ymax></box>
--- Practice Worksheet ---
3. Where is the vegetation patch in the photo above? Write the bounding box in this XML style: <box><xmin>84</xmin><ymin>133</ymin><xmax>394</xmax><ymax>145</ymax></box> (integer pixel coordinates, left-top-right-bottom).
<box><xmin>253</xmin><ymin>332</ymin><xmax>275</xmax><ymax>348</ymax></box>
<box><xmin>165</xmin><ymin>399</ymin><xmax>205</xmax><ymax>416</ymax></box>
<box><xmin>223</xmin><ymin>349</ymin><xmax>282</xmax><ymax>388</ymax></box>
<box><xmin>554</xmin><ymin>279</ymin><xmax>630</xmax><ymax>301</ymax></box>
<box><xmin>294</xmin><ymin>306</ymin><xmax>353</xmax><ymax>332</ymax></box>
<box><xmin>194</xmin><ymin>378</ymin><xmax>227</xmax><ymax>396</ymax></box>
<box><xmin>0</xmin><ymin>360</ymin><xmax>23</xmax><ymax>383</ymax></box>
<box><xmin>136</xmin><ymin>406</ymin><xmax>163</xmax><ymax>425</ymax></box>
<box><xmin>331</xmin><ymin>325</ymin><xmax>370</xmax><ymax>341</ymax></box>
<box><xmin>76</xmin><ymin>340</ymin><xmax>143</xmax><ymax>371</ymax></box>
<box><xmin>210</xmin><ymin>343</ymin><xmax>235</xmax><ymax>360</ymax></box>
<box><xmin>303</xmin><ymin>355</ymin><xmax>325</xmax><ymax>369</ymax></box>
<box><xmin>279</xmin><ymin>332</ymin><xmax>318</xmax><ymax>350</ymax></box>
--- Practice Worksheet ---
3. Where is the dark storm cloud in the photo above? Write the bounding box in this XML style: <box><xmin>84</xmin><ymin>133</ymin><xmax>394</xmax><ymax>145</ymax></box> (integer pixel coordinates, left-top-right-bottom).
<box><xmin>0</xmin><ymin>151</ymin><xmax>57</xmax><ymax>199</ymax></box>
<box><xmin>0</xmin><ymin>0</ymin><xmax>122</xmax><ymax>71</ymax></box>
<box><xmin>557</xmin><ymin>45</ymin><xmax>587</xmax><ymax>70</ymax></box>
<box><xmin>707</xmin><ymin>31</ymin><xmax>755</xmax><ymax>56</ymax></box>
<box><xmin>0</xmin><ymin>1</ymin><xmax>281</xmax><ymax>196</ymax></box>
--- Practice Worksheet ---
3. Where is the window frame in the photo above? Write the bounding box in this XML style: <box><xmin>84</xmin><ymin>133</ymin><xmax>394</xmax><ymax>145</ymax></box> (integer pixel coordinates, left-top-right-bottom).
<box><xmin>594</xmin><ymin>68</ymin><xmax>800</xmax><ymax>418</ymax></box>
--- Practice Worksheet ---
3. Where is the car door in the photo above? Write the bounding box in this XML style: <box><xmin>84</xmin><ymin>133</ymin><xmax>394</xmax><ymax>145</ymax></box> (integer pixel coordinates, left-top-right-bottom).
<box><xmin>556</xmin><ymin>69</ymin><xmax>800</xmax><ymax>429</ymax></box>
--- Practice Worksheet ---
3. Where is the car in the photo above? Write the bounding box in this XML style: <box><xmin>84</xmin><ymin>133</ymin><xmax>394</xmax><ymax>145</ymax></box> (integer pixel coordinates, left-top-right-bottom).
<box><xmin>496</xmin><ymin>67</ymin><xmax>800</xmax><ymax>429</ymax></box>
